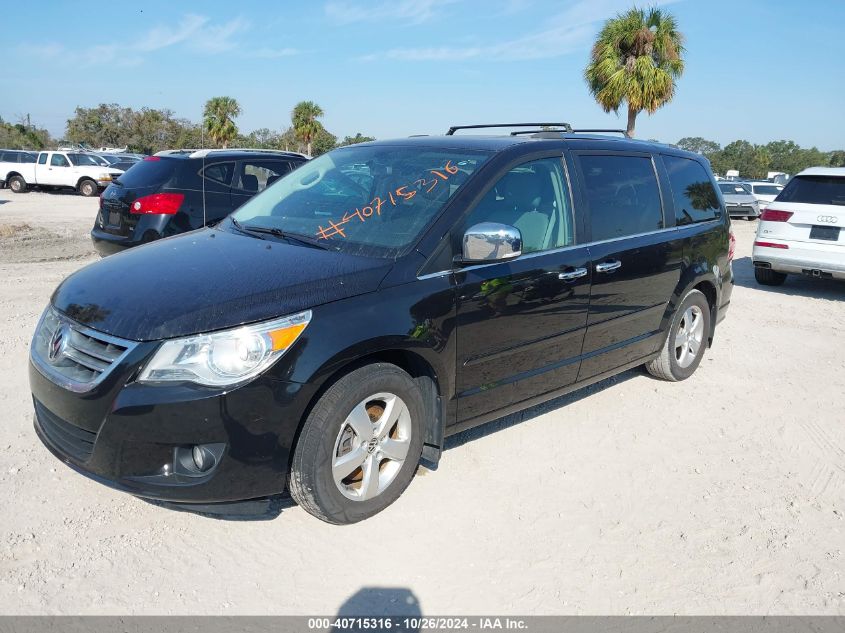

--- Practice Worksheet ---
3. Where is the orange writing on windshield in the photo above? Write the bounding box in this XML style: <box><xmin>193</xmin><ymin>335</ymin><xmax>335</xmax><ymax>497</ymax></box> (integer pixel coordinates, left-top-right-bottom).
<box><xmin>316</xmin><ymin>160</ymin><xmax>459</xmax><ymax>241</ymax></box>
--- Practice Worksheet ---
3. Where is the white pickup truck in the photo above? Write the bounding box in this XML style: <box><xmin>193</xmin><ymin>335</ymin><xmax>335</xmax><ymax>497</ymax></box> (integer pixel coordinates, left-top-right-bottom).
<box><xmin>0</xmin><ymin>150</ymin><xmax>123</xmax><ymax>197</ymax></box>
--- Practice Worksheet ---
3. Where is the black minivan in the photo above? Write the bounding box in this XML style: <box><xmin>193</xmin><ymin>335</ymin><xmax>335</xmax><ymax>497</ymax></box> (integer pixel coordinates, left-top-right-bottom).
<box><xmin>91</xmin><ymin>148</ymin><xmax>308</xmax><ymax>255</ymax></box>
<box><xmin>31</xmin><ymin>125</ymin><xmax>733</xmax><ymax>524</ymax></box>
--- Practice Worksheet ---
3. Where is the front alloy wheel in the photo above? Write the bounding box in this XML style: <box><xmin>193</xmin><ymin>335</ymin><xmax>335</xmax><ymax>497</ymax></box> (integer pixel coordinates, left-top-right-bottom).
<box><xmin>332</xmin><ymin>393</ymin><xmax>412</xmax><ymax>501</ymax></box>
<box><xmin>289</xmin><ymin>363</ymin><xmax>424</xmax><ymax>524</ymax></box>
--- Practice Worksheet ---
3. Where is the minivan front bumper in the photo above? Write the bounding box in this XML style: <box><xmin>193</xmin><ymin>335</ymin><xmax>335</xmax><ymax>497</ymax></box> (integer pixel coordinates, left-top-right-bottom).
<box><xmin>29</xmin><ymin>355</ymin><xmax>314</xmax><ymax>503</ymax></box>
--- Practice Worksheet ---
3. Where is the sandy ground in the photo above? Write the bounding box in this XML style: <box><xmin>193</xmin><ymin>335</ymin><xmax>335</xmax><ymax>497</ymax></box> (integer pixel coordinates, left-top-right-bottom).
<box><xmin>0</xmin><ymin>188</ymin><xmax>843</xmax><ymax>616</ymax></box>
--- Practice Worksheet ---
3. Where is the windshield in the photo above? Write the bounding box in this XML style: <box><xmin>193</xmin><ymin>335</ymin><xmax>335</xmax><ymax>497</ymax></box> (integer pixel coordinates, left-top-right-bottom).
<box><xmin>68</xmin><ymin>153</ymin><xmax>106</xmax><ymax>167</ymax></box>
<box><xmin>230</xmin><ymin>145</ymin><xmax>491</xmax><ymax>258</ymax></box>
<box><xmin>751</xmin><ymin>184</ymin><xmax>782</xmax><ymax>195</ymax></box>
<box><xmin>718</xmin><ymin>183</ymin><xmax>750</xmax><ymax>195</ymax></box>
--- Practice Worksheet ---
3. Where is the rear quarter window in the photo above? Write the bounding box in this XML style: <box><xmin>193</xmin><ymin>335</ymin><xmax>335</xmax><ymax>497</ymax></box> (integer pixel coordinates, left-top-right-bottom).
<box><xmin>115</xmin><ymin>157</ymin><xmax>178</xmax><ymax>188</ymax></box>
<box><xmin>776</xmin><ymin>176</ymin><xmax>845</xmax><ymax>206</ymax></box>
<box><xmin>200</xmin><ymin>162</ymin><xmax>235</xmax><ymax>187</ymax></box>
<box><xmin>663</xmin><ymin>155</ymin><xmax>720</xmax><ymax>225</ymax></box>
<box><xmin>235</xmin><ymin>159</ymin><xmax>296</xmax><ymax>193</ymax></box>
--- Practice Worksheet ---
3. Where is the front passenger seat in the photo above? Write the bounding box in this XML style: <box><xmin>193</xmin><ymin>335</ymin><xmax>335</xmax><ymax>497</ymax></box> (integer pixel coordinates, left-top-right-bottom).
<box><xmin>508</xmin><ymin>172</ymin><xmax>553</xmax><ymax>253</ymax></box>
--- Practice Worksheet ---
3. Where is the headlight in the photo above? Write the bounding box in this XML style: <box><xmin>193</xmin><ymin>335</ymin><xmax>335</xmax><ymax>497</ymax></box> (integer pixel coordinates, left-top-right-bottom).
<box><xmin>138</xmin><ymin>310</ymin><xmax>311</xmax><ymax>387</ymax></box>
<box><xmin>98</xmin><ymin>173</ymin><xmax>112</xmax><ymax>181</ymax></box>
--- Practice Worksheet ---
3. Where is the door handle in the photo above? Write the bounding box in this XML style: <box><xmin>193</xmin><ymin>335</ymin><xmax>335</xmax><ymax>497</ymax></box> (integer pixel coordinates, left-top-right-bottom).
<box><xmin>558</xmin><ymin>267</ymin><xmax>588</xmax><ymax>281</ymax></box>
<box><xmin>596</xmin><ymin>260</ymin><xmax>622</xmax><ymax>273</ymax></box>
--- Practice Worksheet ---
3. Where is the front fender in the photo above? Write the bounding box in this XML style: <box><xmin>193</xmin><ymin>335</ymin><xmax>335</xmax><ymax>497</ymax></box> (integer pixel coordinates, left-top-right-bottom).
<box><xmin>271</xmin><ymin>271</ymin><xmax>457</xmax><ymax>413</ymax></box>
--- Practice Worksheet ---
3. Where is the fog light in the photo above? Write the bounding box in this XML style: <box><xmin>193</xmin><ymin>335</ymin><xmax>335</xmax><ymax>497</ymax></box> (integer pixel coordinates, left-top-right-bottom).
<box><xmin>173</xmin><ymin>443</ymin><xmax>225</xmax><ymax>477</ymax></box>
<box><xmin>192</xmin><ymin>445</ymin><xmax>208</xmax><ymax>472</ymax></box>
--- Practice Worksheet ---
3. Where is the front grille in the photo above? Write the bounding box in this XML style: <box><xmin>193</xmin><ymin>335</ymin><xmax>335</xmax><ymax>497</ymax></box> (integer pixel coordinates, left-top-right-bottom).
<box><xmin>31</xmin><ymin>308</ymin><xmax>137</xmax><ymax>392</ymax></box>
<box><xmin>34</xmin><ymin>399</ymin><xmax>97</xmax><ymax>461</ymax></box>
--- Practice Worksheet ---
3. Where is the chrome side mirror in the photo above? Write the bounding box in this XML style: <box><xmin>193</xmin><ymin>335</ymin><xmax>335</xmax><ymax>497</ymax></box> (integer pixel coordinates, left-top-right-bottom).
<box><xmin>461</xmin><ymin>222</ymin><xmax>522</xmax><ymax>264</ymax></box>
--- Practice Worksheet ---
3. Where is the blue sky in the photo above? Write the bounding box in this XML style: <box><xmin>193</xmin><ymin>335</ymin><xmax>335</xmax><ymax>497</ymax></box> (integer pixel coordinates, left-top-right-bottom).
<box><xmin>3</xmin><ymin>0</ymin><xmax>844</xmax><ymax>149</ymax></box>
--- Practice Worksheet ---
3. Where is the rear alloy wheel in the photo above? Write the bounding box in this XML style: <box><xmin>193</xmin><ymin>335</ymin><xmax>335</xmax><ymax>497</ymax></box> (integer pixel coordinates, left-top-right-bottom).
<box><xmin>78</xmin><ymin>179</ymin><xmax>98</xmax><ymax>197</ymax></box>
<box><xmin>289</xmin><ymin>363</ymin><xmax>424</xmax><ymax>524</ymax></box>
<box><xmin>754</xmin><ymin>267</ymin><xmax>787</xmax><ymax>286</ymax></box>
<box><xmin>8</xmin><ymin>175</ymin><xmax>27</xmax><ymax>193</ymax></box>
<box><xmin>646</xmin><ymin>289</ymin><xmax>711</xmax><ymax>382</ymax></box>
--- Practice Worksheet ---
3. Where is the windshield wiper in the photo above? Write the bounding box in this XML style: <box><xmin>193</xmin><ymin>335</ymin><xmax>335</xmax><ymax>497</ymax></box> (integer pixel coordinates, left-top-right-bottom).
<box><xmin>239</xmin><ymin>223</ymin><xmax>331</xmax><ymax>250</ymax></box>
<box><xmin>228</xmin><ymin>216</ymin><xmax>265</xmax><ymax>239</ymax></box>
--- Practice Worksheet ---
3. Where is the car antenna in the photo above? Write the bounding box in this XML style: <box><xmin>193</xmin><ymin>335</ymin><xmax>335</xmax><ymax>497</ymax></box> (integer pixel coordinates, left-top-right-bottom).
<box><xmin>201</xmin><ymin>116</ymin><xmax>207</xmax><ymax>226</ymax></box>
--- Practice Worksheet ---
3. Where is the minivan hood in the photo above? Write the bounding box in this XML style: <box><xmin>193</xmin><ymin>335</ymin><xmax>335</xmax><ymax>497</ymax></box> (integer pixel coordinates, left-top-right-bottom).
<box><xmin>52</xmin><ymin>228</ymin><xmax>392</xmax><ymax>341</ymax></box>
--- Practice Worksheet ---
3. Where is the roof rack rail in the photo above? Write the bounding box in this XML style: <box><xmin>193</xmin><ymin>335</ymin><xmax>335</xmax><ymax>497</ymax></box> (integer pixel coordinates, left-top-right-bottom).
<box><xmin>446</xmin><ymin>122</ymin><xmax>573</xmax><ymax>135</ymax></box>
<box><xmin>154</xmin><ymin>148</ymin><xmax>311</xmax><ymax>159</ymax></box>
<box><xmin>571</xmin><ymin>129</ymin><xmax>628</xmax><ymax>136</ymax></box>
<box><xmin>188</xmin><ymin>148</ymin><xmax>310</xmax><ymax>159</ymax></box>
<box><xmin>509</xmin><ymin>129</ymin><xmax>567</xmax><ymax>136</ymax></box>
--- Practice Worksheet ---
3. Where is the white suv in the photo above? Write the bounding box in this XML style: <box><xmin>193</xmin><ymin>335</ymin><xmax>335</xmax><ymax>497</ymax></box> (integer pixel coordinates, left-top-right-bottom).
<box><xmin>752</xmin><ymin>167</ymin><xmax>845</xmax><ymax>285</ymax></box>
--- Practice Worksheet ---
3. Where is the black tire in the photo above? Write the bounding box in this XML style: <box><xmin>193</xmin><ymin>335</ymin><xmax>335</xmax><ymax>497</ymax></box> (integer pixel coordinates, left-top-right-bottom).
<box><xmin>754</xmin><ymin>267</ymin><xmax>787</xmax><ymax>286</ymax></box>
<box><xmin>78</xmin><ymin>179</ymin><xmax>98</xmax><ymax>197</ymax></box>
<box><xmin>289</xmin><ymin>363</ymin><xmax>425</xmax><ymax>524</ymax></box>
<box><xmin>646</xmin><ymin>289</ymin><xmax>711</xmax><ymax>382</ymax></box>
<box><xmin>8</xmin><ymin>175</ymin><xmax>27</xmax><ymax>193</ymax></box>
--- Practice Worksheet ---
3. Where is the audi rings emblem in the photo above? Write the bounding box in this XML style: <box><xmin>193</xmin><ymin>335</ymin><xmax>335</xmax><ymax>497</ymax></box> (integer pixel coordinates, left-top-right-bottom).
<box><xmin>817</xmin><ymin>215</ymin><xmax>838</xmax><ymax>224</ymax></box>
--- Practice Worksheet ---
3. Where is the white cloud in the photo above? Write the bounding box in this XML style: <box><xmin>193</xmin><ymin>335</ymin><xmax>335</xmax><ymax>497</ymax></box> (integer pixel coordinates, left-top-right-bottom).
<box><xmin>360</xmin><ymin>0</ymin><xmax>680</xmax><ymax>62</ymax></box>
<box><xmin>16</xmin><ymin>14</ymin><xmax>281</xmax><ymax>68</ymax></box>
<box><xmin>325</xmin><ymin>0</ymin><xmax>457</xmax><ymax>24</ymax></box>
<box><xmin>136</xmin><ymin>13</ymin><xmax>210</xmax><ymax>51</ymax></box>
<box><xmin>245</xmin><ymin>47</ymin><xmax>301</xmax><ymax>59</ymax></box>
<box><xmin>191</xmin><ymin>16</ymin><xmax>251</xmax><ymax>53</ymax></box>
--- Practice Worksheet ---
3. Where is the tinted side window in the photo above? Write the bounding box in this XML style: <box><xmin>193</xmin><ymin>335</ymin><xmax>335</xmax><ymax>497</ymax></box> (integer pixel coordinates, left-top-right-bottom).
<box><xmin>201</xmin><ymin>162</ymin><xmax>235</xmax><ymax>186</ymax></box>
<box><xmin>663</xmin><ymin>155</ymin><xmax>720</xmax><ymax>226</ymax></box>
<box><xmin>50</xmin><ymin>154</ymin><xmax>69</xmax><ymax>167</ymax></box>
<box><xmin>38</xmin><ymin>153</ymin><xmax>48</xmax><ymax>165</ymax></box>
<box><xmin>577</xmin><ymin>154</ymin><xmax>663</xmax><ymax>241</ymax></box>
<box><xmin>0</xmin><ymin>152</ymin><xmax>12</xmax><ymax>162</ymax></box>
<box><xmin>235</xmin><ymin>160</ymin><xmax>295</xmax><ymax>193</ymax></box>
<box><xmin>21</xmin><ymin>152</ymin><xmax>36</xmax><ymax>164</ymax></box>
<box><xmin>463</xmin><ymin>157</ymin><xmax>575</xmax><ymax>253</ymax></box>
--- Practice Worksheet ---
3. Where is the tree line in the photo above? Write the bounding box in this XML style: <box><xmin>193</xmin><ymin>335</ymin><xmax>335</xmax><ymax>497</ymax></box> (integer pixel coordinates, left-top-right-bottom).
<box><xmin>55</xmin><ymin>98</ymin><xmax>373</xmax><ymax>157</ymax></box>
<box><xmin>4</xmin><ymin>98</ymin><xmax>844</xmax><ymax>179</ymax></box>
<box><xmin>0</xmin><ymin>116</ymin><xmax>52</xmax><ymax>150</ymax></box>
<box><xmin>675</xmin><ymin>137</ymin><xmax>845</xmax><ymax>179</ymax></box>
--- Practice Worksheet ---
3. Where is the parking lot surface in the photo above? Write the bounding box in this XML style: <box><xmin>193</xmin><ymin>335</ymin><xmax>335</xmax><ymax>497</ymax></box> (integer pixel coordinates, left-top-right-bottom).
<box><xmin>1</xmin><ymin>190</ymin><xmax>843</xmax><ymax>614</ymax></box>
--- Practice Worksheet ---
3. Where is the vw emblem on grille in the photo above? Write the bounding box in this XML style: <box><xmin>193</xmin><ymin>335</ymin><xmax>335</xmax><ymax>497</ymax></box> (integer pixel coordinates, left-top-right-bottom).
<box><xmin>817</xmin><ymin>215</ymin><xmax>838</xmax><ymax>224</ymax></box>
<box><xmin>48</xmin><ymin>325</ymin><xmax>68</xmax><ymax>364</ymax></box>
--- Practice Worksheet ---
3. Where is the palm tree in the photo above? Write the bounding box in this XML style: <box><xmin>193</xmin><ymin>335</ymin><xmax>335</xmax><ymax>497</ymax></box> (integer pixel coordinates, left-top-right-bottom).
<box><xmin>585</xmin><ymin>7</ymin><xmax>684</xmax><ymax>138</ymax></box>
<box><xmin>203</xmin><ymin>96</ymin><xmax>241</xmax><ymax>148</ymax></box>
<box><xmin>291</xmin><ymin>101</ymin><xmax>324</xmax><ymax>156</ymax></box>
